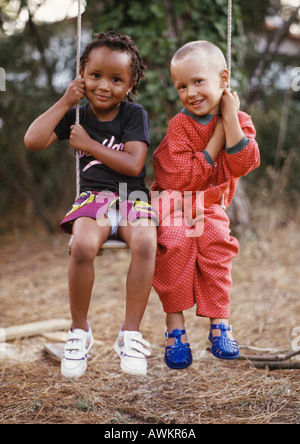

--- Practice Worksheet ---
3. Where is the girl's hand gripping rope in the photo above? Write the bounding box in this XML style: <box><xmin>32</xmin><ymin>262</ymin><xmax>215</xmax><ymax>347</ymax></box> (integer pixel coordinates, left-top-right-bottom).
<box><xmin>62</xmin><ymin>78</ymin><xmax>86</xmax><ymax>109</ymax></box>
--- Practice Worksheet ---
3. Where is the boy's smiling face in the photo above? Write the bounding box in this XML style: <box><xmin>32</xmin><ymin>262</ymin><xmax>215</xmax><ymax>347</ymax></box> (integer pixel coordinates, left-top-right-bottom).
<box><xmin>171</xmin><ymin>54</ymin><xmax>229</xmax><ymax>117</ymax></box>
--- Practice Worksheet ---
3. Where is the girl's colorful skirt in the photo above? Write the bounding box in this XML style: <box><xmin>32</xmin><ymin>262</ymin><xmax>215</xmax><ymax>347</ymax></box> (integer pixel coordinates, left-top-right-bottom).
<box><xmin>60</xmin><ymin>191</ymin><xmax>158</xmax><ymax>235</ymax></box>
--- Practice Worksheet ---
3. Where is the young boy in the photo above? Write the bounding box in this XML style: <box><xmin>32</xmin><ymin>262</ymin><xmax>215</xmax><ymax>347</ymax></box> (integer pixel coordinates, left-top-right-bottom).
<box><xmin>151</xmin><ymin>41</ymin><xmax>260</xmax><ymax>369</ymax></box>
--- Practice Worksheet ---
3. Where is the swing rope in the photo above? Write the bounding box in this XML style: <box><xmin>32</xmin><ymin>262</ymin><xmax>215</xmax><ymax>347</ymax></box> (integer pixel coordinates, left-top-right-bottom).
<box><xmin>73</xmin><ymin>0</ymin><xmax>233</xmax><ymax>201</ymax></box>
<box><xmin>71</xmin><ymin>0</ymin><xmax>233</xmax><ymax>243</ymax></box>
<box><xmin>227</xmin><ymin>0</ymin><xmax>232</xmax><ymax>87</ymax></box>
<box><xmin>75</xmin><ymin>0</ymin><xmax>82</xmax><ymax>199</ymax></box>
<box><xmin>70</xmin><ymin>0</ymin><xmax>128</xmax><ymax>255</ymax></box>
<box><xmin>221</xmin><ymin>0</ymin><xmax>233</xmax><ymax>210</ymax></box>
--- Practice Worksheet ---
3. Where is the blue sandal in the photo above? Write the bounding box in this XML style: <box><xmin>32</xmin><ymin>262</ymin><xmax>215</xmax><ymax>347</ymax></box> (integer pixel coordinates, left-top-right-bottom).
<box><xmin>209</xmin><ymin>322</ymin><xmax>239</xmax><ymax>360</ymax></box>
<box><xmin>164</xmin><ymin>329</ymin><xmax>193</xmax><ymax>369</ymax></box>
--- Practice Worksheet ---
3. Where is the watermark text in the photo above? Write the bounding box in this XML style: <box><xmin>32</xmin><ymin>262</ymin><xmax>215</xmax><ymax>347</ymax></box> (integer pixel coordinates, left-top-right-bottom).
<box><xmin>92</xmin><ymin>185</ymin><xmax>206</xmax><ymax>238</ymax></box>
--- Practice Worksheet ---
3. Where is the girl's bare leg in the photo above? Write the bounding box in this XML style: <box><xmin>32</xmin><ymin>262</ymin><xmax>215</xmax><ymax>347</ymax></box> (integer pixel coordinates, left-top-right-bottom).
<box><xmin>68</xmin><ymin>217</ymin><xmax>111</xmax><ymax>331</ymax></box>
<box><xmin>118</xmin><ymin>219</ymin><xmax>157</xmax><ymax>331</ymax></box>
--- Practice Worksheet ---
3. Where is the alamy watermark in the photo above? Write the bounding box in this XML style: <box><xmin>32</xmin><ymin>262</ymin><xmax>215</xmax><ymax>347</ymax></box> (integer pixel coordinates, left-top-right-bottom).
<box><xmin>291</xmin><ymin>67</ymin><xmax>300</xmax><ymax>92</ymax></box>
<box><xmin>92</xmin><ymin>184</ymin><xmax>205</xmax><ymax>238</ymax></box>
<box><xmin>0</xmin><ymin>67</ymin><xmax>6</xmax><ymax>92</ymax></box>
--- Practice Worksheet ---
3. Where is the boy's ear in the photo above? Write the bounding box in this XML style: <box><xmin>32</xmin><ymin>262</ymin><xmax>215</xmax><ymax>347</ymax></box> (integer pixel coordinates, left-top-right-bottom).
<box><xmin>220</xmin><ymin>69</ymin><xmax>230</xmax><ymax>88</ymax></box>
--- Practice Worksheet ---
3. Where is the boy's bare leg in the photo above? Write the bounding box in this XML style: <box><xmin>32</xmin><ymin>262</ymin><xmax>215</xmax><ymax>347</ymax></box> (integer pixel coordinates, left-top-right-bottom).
<box><xmin>210</xmin><ymin>318</ymin><xmax>233</xmax><ymax>338</ymax></box>
<box><xmin>166</xmin><ymin>312</ymin><xmax>187</xmax><ymax>345</ymax></box>
<box><xmin>165</xmin><ymin>314</ymin><xmax>233</xmax><ymax>344</ymax></box>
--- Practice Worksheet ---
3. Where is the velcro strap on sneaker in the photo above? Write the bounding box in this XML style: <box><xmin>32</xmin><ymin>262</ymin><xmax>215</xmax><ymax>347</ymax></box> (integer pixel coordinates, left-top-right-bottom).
<box><xmin>128</xmin><ymin>332</ymin><xmax>151</xmax><ymax>357</ymax></box>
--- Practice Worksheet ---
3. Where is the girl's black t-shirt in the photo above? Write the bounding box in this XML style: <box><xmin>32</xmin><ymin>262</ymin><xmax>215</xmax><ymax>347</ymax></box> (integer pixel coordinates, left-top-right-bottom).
<box><xmin>54</xmin><ymin>101</ymin><xmax>150</xmax><ymax>200</ymax></box>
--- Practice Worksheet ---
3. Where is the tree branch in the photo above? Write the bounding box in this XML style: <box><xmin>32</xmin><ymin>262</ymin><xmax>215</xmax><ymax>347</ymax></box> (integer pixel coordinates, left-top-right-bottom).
<box><xmin>162</xmin><ymin>0</ymin><xmax>183</xmax><ymax>42</ymax></box>
<box><xmin>244</xmin><ymin>6</ymin><xmax>300</xmax><ymax>104</ymax></box>
<box><xmin>27</xmin><ymin>11</ymin><xmax>56</xmax><ymax>97</ymax></box>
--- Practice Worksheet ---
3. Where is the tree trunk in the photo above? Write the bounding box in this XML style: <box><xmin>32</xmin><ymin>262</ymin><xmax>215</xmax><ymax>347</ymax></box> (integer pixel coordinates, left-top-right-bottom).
<box><xmin>226</xmin><ymin>180</ymin><xmax>253</xmax><ymax>236</ymax></box>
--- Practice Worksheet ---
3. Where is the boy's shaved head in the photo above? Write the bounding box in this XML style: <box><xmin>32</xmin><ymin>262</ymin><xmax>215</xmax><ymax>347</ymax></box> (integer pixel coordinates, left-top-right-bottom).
<box><xmin>171</xmin><ymin>41</ymin><xmax>227</xmax><ymax>75</ymax></box>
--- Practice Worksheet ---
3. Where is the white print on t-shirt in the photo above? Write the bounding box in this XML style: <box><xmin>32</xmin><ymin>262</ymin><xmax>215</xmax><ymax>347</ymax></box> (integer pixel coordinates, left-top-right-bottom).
<box><xmin>79</xmin><ymin>135</ymin><xmax>125</xmax><ymax>172</ymax></box>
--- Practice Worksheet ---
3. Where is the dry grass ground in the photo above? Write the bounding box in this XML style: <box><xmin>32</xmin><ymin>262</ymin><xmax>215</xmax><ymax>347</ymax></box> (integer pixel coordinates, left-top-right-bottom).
<box><xmin>0</xmin><ymin>209</ymin><xmax>300</xmax><ymax>424</ymax></box>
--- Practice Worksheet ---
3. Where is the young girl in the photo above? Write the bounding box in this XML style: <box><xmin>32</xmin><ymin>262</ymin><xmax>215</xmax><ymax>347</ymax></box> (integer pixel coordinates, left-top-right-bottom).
<box><xmin>24</xmin><ymin>31</ymin><xmax>157</xmax><ymax>378</ymax></box>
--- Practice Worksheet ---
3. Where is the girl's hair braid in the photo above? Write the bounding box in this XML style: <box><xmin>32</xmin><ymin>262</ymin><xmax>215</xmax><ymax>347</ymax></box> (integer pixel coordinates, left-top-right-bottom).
<box><xmin>80</xmin><ymin>31</ymin><xmax>146</xmax><ymax>102</ymax></box>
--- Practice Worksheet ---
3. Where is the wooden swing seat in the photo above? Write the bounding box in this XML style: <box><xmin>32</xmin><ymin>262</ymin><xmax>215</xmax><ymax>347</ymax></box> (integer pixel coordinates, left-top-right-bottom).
<box><xmin>68</xmin><ymin>235</ymin><xmax>128</xmax><ymax>256</ymax></box>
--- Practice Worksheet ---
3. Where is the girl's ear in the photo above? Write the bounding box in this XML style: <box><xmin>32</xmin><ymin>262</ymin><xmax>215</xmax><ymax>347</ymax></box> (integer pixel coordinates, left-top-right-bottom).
<box><xmin>220</xmin><ymin>69</ymin><xmax>229</xmax><ymax>88</ymax></box>
<box><xmin>126</xmin><ymin>78</ymin><xmax>137</xmax><ymax>100</ymax></box>
<box><xmin>129</xmin><ymin>78</ymin><xmax>137</xmax><ymax>92</ymax></box>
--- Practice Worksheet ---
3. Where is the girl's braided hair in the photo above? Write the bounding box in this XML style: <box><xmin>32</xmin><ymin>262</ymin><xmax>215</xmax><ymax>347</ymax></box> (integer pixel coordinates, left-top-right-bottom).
<box><xmin>80</xmin><ymin>31</ymin><xmax>146</xmax><ymax>102</ymax></box>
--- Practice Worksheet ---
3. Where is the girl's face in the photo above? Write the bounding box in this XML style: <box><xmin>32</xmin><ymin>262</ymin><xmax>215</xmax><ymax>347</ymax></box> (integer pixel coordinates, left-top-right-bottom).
<box><xmin>82</xmin><ymin>46</ymin><xmax>136</xmax><ymax>121</ymax></box>
<box><xmin>171</xmin><ymin>55</ymin><xmax>228</xmax><ymax>117</ymax></box>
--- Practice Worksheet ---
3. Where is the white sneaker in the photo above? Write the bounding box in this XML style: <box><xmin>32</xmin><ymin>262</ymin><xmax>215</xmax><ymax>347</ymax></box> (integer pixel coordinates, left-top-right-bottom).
<box><xmin>114</xmin><ymin>330</ymin><xmax>151</xmax><ymax>376</ymax></box>
<box><xmin>61</xmin><ymin>327</ymin><xmax>94</xmax><ymax>379</ymax></box>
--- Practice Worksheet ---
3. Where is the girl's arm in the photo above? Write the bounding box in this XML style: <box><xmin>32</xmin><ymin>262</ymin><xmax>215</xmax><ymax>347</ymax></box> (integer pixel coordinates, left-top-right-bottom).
<box><xmin>24</xmin><ymin>79</ymin><xmax>85</xmax><ymax>150</ymax></box>
<box><xmin>69</xmin><ymin>124</ymin><xmax>147</xmax><ymax>177</ymax></box>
